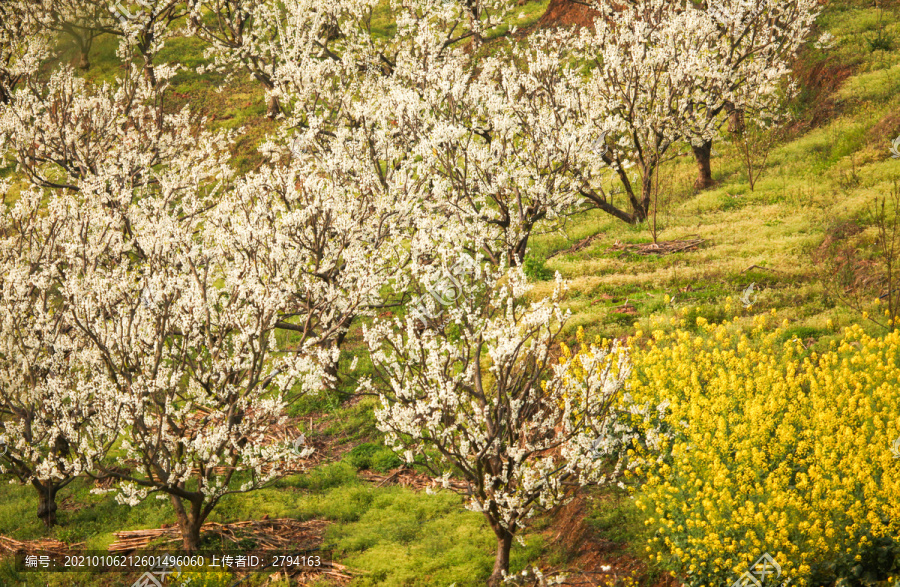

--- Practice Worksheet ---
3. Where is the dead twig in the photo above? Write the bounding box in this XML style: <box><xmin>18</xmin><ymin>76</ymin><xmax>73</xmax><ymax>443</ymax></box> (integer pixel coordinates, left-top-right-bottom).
<box><xmin>548</xmin><ymin>233</ymin><xmax>604</xmax><ymax>259</ymax></box>
<box><xmin>359</xmin><ymin>468</ymin><xmax>469</xmax><ymax>492</ymax></box>
<box><xmin>0</xmin><ymin>536</ymin><xmax>83</xmax><ymax>556</ymax></box>
<box><xmin>741</xmin><ymin>264</ymin><xmax>785</xmax><ymax>274</ymax></box>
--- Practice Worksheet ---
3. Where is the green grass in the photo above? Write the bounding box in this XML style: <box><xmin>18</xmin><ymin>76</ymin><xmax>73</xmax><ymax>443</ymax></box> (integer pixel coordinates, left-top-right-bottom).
<box><xmin>0</xmin><ymin>462</ymin><xmax>516</xmax><ymax>586</ymax></box>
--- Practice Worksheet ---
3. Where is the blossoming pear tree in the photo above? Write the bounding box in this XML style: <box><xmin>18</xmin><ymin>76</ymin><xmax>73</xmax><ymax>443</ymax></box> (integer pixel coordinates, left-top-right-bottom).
<box><xmin>0</xmin><ymin>3</ymin><xmax>50</xmax><ymax>104</ymax></box>
<box><xmin>65</xmin><ymin>173</ymin><xmax>312</xmax><ymax>552</ymax></box>
<box><xmin>1</xmin><ymin>60</ymin><xmax>317</xmax><ymax>548</ymax></box>
<box><xmin>565</xmin><ymin>0</ymin><xmax>724</xmax><ymax>224</ymax></box>
<box><xmin>185</xmin><ymin>0</ymin><xmax>355</xmax><ymax>119</ymax></box>
<box><xmin>686</xmin><ymin>0</ymin><xmax>819</xmax><ymax>189</ymax></box>
<box><xmin>563</xmin><ymin>0</ymin><xmax>818</xmax><ymax>222</ymax></box>
<box><xmin>39</xmin><ymin>152</ymin><xmax>319</xmax><ymax>552</ymax></box>
<box><xmin>0</xmin><ymin>64</ymin><xmax>227</xmax><ymax>193</ymax></box>
<box><xmin>89</xmin><ymin>0</ymin><xmax>184</xmax><ymax>86</ymax></box>
<box><xmin>203</xmin><ymin>0</ymin><xmax>514</xmax><ymax>120</ymax></box>
<box><xmin>273</xmin><ymin>0</ymin><xmax>593</xmax><ymax>266</ymax></box>
<box><xmin>363</xmin><ymin>252</ymin><xmax>632</xmax><ymax>585</ymax></box>
<box><xmin>212</xmin><ymin>141</ymin><xmax>420</xmax><ymax>390</ymax></box>
<box><xmin>19</xmin><ymin>0</ymin><xmax>110</xmax><ymax>70</ymax></box>
<box><xmin>403</xmin><ymin>30</ymin><xmax>593</xmax><ymax>266</ymax></box>
<box><xmin>0</xmin><ymin>185</ymin><xmax>124</xmax><ymax>527</ymax></box>
<box><xmin>186</xmin><ymin>0</ymin><xmax>286</xmax><ymax>118</ymax></box>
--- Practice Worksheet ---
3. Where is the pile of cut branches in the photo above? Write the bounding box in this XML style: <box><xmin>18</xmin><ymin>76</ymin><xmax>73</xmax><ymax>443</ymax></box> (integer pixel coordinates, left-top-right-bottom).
<box><xmin>0</xmin><ymin>536</ymin><xmax>82</xmax><ymax>556</ymax></box>
<box><xmin>549</xmin><ymin>233</ymin><xmax>605</xmax><ymax>258</ymax></box>
<box><xmin>107</xmin><ymin>518</ymin><xmax>330</xmax><ymax>552</ymax></box>
<box><xmin>609</xmin><ymin>237</ymin><xmax>705</xmax><ymax>256</ymax></box>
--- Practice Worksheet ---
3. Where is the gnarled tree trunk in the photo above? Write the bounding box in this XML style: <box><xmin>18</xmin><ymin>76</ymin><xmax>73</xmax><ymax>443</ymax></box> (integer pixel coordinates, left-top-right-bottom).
<box><xmin>266</xmin><ymin>94</ymin><xmax>281</xmax><ymax>119</ymax></box>
<box><xmin>170</xmin><ymin>494</ymin><xmax>204</xmax><ymax>552</ymax></box>
<box><xmin>70</xmin><ymin>28</ymin><xmax>96</xmax><ymax>70</ymax></box>
<box><xmin>487</xmin><ymin>526</ymin><xmax>514</xmax><ymax>587</ymax></box>
<box><xmin>692</xmin><ymin>139</ymin><xmax>715</xmax><ymax>190</ymax></box>
<box><xmin>32</xmin><ymin>480</ymin><xmax>59</xmax><ymax>528</ymax></box>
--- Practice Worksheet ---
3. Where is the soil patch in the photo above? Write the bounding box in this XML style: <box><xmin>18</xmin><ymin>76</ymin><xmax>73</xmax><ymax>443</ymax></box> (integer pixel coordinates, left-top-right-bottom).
<box><xmin>788</xmin><ymin>53</ymin><xmax>854</xmax><ymax>134</ymax></box>
<box><xmin>538</xmin><ymin>496</ymin><xmax>680</xmax><ymax>587</ymax></box>
<box><xmin>812</xmin><ymin>218</ymin><xmax>883</xmax><ymax>294</ymax></box>
<box><xmin>537</xmin><ymin>0</ymin><xmax>602</xmax><ymax>29</ymax></box>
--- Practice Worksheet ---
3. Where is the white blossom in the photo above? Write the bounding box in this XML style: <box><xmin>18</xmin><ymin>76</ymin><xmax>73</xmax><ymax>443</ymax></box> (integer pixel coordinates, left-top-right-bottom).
<box><xmin>364</xmin><ymin>249</ymin><xmax>630</xmax><ymax>583</ymax></box>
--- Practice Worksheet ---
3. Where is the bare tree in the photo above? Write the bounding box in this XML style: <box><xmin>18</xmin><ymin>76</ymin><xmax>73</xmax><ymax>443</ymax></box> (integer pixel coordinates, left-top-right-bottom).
<box><xmin>870</xmin><ymin>181</ymin><xmax>900</xmax><ymax>327</ymax></box>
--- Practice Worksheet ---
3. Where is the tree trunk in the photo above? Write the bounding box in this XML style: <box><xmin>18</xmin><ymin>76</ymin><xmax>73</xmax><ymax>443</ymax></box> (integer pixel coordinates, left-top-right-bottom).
<box><xmin>143</xmin><ymin>62</ymin><xmax>157</xmax><ymax>88</ymax></box>
<box><xmin>727</xmin><ymin>106</ymin><xmax>745</xmax><ymax>135</ymax></box>
<box><xmin>692</xmin><ymin>140</ymin><xmax>715</xmax><ymax>190</ymax></box>
<box><xmin>635</xmin><ymin>171</ymin><xmax>654</xmax><ymax>224</ymax></box>
<box><xmin>32</xmin><ymin>481</ymin><xmax>58</xmax><ymax>528</ymax></box>
<box><xmin>76</xmin><ymin>49</ymin><xmax>90</xmax><ymax>70</ymax></box>
<box><xmin>488</xmin><ymin>529</ymin><xmax>514</xmax><ymax>586</ymax></box>
<box><xmin>73</xmin><ymin>31</ymin><xmax>93</xmax><ymax>70</ymax></box>
<box><xmin>180</xmin><ymin>520</ymin><xmax>201</xmax><ymax>552</ymax></box>
<box><xmin>78</xmin><ymin>36</ymin><xmax>93</xmax><ymax>70</ymax></box>
<box><xmin>321</xmin><ymin>328</ymin><xmax>349</xmax><ymax>389</ymax></box>
<box><xmin>170</xmin><ymin>494</ymin><xmax>203</xmax><ymax>552</ymax></box>
<box><xmin>509</xmin><ymin>234</ymin><xmax>530</xmax><ymax>267</ymax></box>
<box><xmin>138</xmin><ymin>34</ymin><xmax>157</xmax><ymax>88</ymax></box>
<box><xmin>577</xmin><ymin>187</ymin><xmax>642</xmax><ymax>225</ymax></box>
<box><xmin>266</xmin><ymin>94</ymin><xmax>281</xmax><ymax>119</ymax></box>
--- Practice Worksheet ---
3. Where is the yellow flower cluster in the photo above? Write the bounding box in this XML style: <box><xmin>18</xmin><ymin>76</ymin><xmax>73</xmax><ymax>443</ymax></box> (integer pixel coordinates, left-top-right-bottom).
<box><xmin>571</xmin><ymin>316</ymin><xmax>900</xmax><ymax>586</ymax></box>
<box><xmin>173</xmin><ymin>565</ymin><xmax>232</xmax><ymax>586</ymax></box>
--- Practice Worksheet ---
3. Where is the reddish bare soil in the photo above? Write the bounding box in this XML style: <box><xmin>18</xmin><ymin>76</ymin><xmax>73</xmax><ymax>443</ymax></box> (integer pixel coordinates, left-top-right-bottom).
<box><xmin>868</xmin><ymin>111</ymin><xmax>900</xmax><ymax>147</ymax></box>
<box><xmin>536</xmin><ymin>0</ymin><xmax>602</xmax><ymax>29</ymax></box>
<box><xmin>541</xmin><ymin>496</ymin><xmax>680</xmax><ymax>587</ymax></box>
<box><xmin>789</xmin><ymin>55</ymin><xmax>854</xmax><ymax>132</ymax></box>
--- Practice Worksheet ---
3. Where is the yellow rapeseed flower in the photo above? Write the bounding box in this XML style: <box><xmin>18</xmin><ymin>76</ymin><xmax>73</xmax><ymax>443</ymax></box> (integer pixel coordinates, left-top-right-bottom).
<box><xmin>567</xmin><ymin>318</ymin><xmax>900</xmax><ymax>584</ymax></box>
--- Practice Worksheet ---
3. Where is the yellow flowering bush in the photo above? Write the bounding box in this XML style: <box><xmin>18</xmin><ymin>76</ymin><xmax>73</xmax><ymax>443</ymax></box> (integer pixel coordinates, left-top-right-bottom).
<box><xmin>571</xmin><ymin>316</ymin><xmax>900</xmax><ymax>586</ymax></box>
